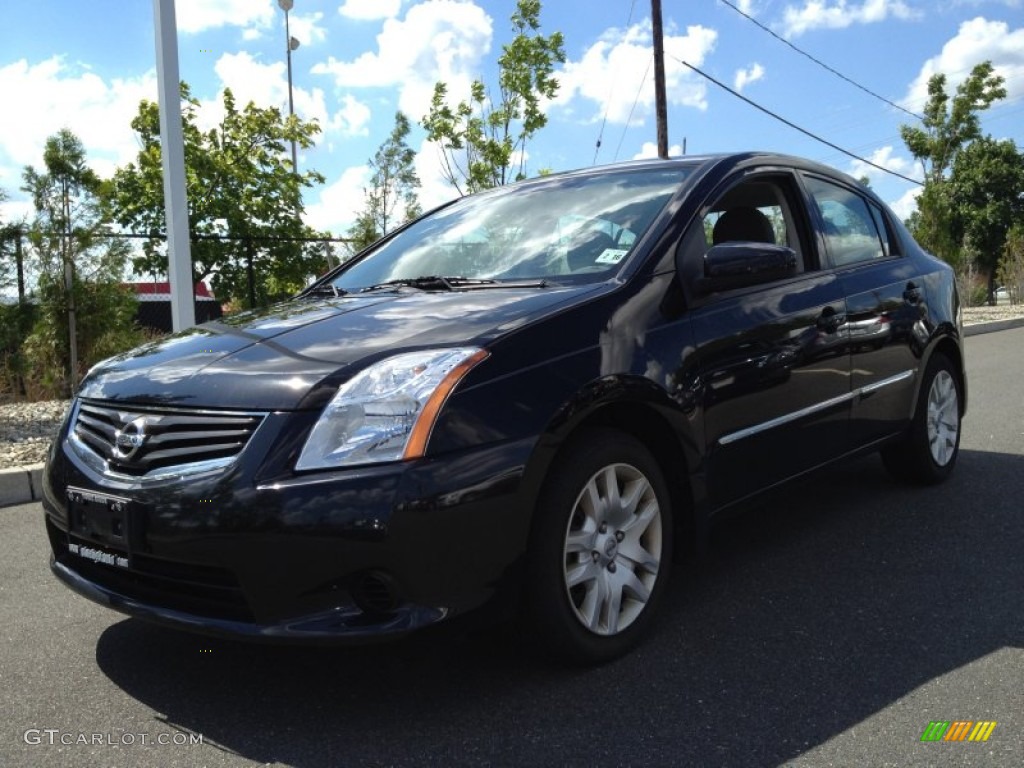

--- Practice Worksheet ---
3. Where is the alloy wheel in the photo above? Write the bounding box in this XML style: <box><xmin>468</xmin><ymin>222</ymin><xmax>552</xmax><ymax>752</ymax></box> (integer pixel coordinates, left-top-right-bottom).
<box><xmin>926</xmin><ymin>369</ymin><xmax>959</xmax><ymax>467</ymax></box>
<box><xmin>562</xmin><ymin>463</ymin><xmax>663</xmax><ymax>636</ymax></box>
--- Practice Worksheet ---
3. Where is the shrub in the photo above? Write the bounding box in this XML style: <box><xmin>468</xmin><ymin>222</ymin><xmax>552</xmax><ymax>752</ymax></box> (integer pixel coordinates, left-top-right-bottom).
<box><xmin>13</xmin><ymin>276</ymin><xmax>147</xmax><ymax>400</ymax></box>
<box><xmin>996</xmin><ymin>224</ymin><xmax>1024</xmax><ymax>305</ymax></box>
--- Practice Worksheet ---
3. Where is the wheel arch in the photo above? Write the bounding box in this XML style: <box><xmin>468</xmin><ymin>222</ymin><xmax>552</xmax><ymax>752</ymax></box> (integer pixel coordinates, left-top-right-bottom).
<box><xmin>520</xmin><ymin>396</ymin><xmax>698</xmax><ymax>563</ymax></box>
<box><xmin>912</xmin><ymin>333</ymin><xmax>967</xmax><ymax>418</ymax></box>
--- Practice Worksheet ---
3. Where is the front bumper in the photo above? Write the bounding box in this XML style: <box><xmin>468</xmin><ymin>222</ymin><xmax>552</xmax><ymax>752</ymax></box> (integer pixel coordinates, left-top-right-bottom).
<box><xmin>42</xmin><ymin>416</ymin><xmax>536</xmax><ymax>643</ymax></box>
<box><xmin>50</xmin><ymin>555</ymin><xmax>445</xmax><ymax>642</ymax></box>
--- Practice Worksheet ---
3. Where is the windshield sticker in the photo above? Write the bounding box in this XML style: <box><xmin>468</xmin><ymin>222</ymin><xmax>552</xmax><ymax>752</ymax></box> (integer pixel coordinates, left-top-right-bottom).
<box><xmin>595</xmin><ymin>248</ymin><xmax>629</xmax><ymax>265</ymax></box>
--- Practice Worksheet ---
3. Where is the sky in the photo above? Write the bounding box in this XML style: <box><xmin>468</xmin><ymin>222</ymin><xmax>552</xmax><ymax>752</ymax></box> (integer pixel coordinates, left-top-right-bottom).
<box><xmin>1</xmin><ymin>0</ymin><xmax>1023</xmax><ymax>253</ymax></box>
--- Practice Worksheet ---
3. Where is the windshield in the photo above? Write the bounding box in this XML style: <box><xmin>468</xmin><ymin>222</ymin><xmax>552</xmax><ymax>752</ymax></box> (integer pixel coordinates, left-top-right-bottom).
<box><xmin>327</xmin><ymin>168</ymin><xmax>688</xmax><ymax>292</ymax></box>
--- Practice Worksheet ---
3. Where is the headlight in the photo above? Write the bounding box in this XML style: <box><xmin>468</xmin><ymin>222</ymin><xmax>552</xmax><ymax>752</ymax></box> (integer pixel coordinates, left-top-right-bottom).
<box><xmin>295</xmin><ymin>347</ymin><xmax>488</xmax><ymax>470</ymax></box>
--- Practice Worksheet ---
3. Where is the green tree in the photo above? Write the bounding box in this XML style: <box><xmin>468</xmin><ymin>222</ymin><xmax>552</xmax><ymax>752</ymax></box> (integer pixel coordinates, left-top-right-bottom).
<box><xmin>107</xmin><ymin>84</ymin><xmax>328</xmax><ymax>308</ymax></box>
<box><xmin>948</xmin><ymin>137</ymin><xmax>1024</xmax><ymax>290</ymax></box>
<box><xmin>19</xmin><ymin>129</ymin><xmax>142</xmax><ymax>396</ymax></box>
<box><xmin>0</xmin><ymin>188</ymin><xmax>38</xmax><ymax>399</ymax></box>
<box><xmin>0</xmin><ymin>225</ymin><xmax>29</xmax><ymax>303</ymax></box>
<box><xmin>22</xmin><ymin>129</ymin><xmax>128</xmax><ymax>282</ymax></box>
<box><xmin>347</xmin><ymin>112</ymin><xmax>422</xmax><ymax>254</ymax></box>
<box><xmin>900</xmin><ymin>61</ymin><xmax>1006</xmax><ymax>183</ymax></box>
<box><xmin>0</xmin><ymin>188</ymin><xmax>14</xmax><ymax>295</ymax></box>
<box><xmin>899</xmin><ymin>61</ymin><xmax>1015</xmax><ymax>299</ymax></box>
<box><xmin>422</xmin><ymin>0</ymin><xmax>565</xmax><ymax>194</ymax></box>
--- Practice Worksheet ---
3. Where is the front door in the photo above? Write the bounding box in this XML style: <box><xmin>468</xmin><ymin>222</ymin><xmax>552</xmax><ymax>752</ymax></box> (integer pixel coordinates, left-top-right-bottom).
<box><xmin>683</xmin><ymin>171</ymin><xmax>853</xmax><ymax>507</ymax></box>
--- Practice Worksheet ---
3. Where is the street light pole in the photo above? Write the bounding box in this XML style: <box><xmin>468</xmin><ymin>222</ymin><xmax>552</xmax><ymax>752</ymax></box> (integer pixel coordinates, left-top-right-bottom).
<box><xmin>278</xmin><ymin>0</ymin><xmax>300</xmax><ymax>172</ymax></box>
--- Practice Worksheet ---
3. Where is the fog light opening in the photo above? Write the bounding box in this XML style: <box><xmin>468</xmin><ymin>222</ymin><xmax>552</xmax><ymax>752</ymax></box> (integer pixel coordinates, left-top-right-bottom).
<box><xmin>351</xmin><ymin>571</ymin><xmax>401</xmax><ymax>614</ymax></box>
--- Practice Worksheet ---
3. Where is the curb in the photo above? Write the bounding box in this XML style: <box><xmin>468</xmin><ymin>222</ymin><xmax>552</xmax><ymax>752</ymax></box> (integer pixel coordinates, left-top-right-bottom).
<box><xmin>963</xmin><ymin>317</ymin><xmax>1024</xmax><ymax>337</ymax></box>
<box><xmin>0</xmin><ymin>320</ymin><xmax>1020</xmax><ymax>509</ymax></box>
<box><xmin>0</xmin><ymin>464</ymin><xmax>44</xmax><ymax>509</ymax></box>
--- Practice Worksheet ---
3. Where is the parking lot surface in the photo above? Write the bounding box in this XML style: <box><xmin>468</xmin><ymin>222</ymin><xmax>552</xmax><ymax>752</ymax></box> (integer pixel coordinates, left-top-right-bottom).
<box><xmin>2</xmin><ymin>328</ymin><xmax>1022</xmax><ymax>767</ymax></box>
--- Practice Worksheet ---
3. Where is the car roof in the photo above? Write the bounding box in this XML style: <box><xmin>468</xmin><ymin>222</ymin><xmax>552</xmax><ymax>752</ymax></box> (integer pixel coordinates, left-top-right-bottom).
<box><xmin>578</xmin><ymin>152</ymin><xmax>858</xmax><ymax>181</ymax></box>
<box><xmin>523</xmin><ymin>151</ymin><xmax>880</xmax><ymax>207</ymax></box>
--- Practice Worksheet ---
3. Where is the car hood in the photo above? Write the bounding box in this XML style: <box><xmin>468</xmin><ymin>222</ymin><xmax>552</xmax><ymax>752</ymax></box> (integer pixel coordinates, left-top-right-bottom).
<box><xmin>78</xmin><ymin>285</ymin><xmax>602</xmax><ymax>410</ymax></box>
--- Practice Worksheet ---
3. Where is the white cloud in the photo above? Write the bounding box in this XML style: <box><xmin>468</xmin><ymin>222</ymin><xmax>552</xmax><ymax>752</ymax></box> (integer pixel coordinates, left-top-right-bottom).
<box><xmin>242</xmin><ymin>27</ymin><xmax>263</xmax><ymax>41</ymax></box>
<box><xmin>554</xmin><ymin>21</ymin><xmax>718</xmax><ymax>124</ymax></box>
<box><xmin>339</xmin><ymin>0</ymin><xmax>403</xmax><ymax>21</ymax></box>
<box><xmin>632</xmin><ymin>142</ymin><xmax>684</xmax><ymax>159</ymax></box>
<box><xmin>781</xmin><ymin>0</ymin><xmax>920</xmax><ymax>38</ymax></box>
<box><xmin>312</xmin><ymin>0</ymin><xmax>492</xmax><ymax>118</ymax></box>
<box><xmin>0</xmin><ymin>197</ymin><xmax>33</xmax><ymax>226</ymax></box>
<box><xmin>737</xmin><ymin>0</ymin><xmax>758</xmax><ymax>12</ymax></box>
<box><xmin>208</xmin><ymin>52</ymin><xmax>317</xmax><ymax>124</ymax></box>
<box><xmin>327</xmin><ymin>94</ymin><xmax>372</xmax><ymax>136</ymax></box>
<box><xmin>0</xmin><ymin>57</ymin><xmax>156</xmax><ymax>185</ymax></box>
<box><xmin>734</xmin><ymin>62</ymin><xmax>765</xmax><ymax>92</ymax></box>
<box><xmin>902</xmin><ymin>17</ymin><xmax>1024</xmax><ymax>111</ymax></box>
<box><xmin>306</xmin><ymin>139</ymin><xmax>460</xmax><ymax>235</ymax></box>
<box><xmin>304</xmin><ymin>164</ymin><xmax>371</xmax><ymax>233</ymax></box>
<box><xmin>176</xmin><ymin>0</ymin><xmax>275</xmax><ymax>35</ymax></box>
<box><xmin>888</xmin><ymin>185</ymin><xmax>922</xmax><ymax>221</ymax></box>
<box><xmin>204</xmin><ymin>52</ymin><xmax>369</xmax><ymax>138</ymax></box>
<box><xmin>948</xmin><ymin>0</ymin><xmax>1021</xmax><ymax>7</ymax></box>
<box><xmin>847</xmin><ymin>145</ymin><xmax>916</xmax><ymax>183</ymax></box>
<box><xmin>414</xmin><ymin>138</ymin><xmax>464</xmax><ymax>210</ymax></box>
<box><xmin>290</xmin><ymin>11</ymin><xmax>328</xmax><ymax>46</ymax></box>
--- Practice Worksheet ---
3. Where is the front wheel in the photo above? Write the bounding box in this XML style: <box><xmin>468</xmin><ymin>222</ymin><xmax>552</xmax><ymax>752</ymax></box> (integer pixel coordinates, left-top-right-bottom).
<box><xmin>881</xmin><ymin>353</ymin><xmax>962</xmax><ymax>484</ymax></box>
<box><xmin>525</xmin><ymin>429</ymin><xmax>673</xmax><ymax>664</ymax></box>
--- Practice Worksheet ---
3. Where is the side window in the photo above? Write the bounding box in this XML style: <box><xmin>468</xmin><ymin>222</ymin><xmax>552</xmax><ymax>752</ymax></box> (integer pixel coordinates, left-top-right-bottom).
<box><xmin>805</xmin><ymin>176</ymin><xmax>887</xmax><ymax>266</ymax></box>
<box><xmin>868</xmin><ymin>202</ymin><xmax>899</xmax><ymax>257</ymax></box>
<box><xmin>697</xmin><ymin>177</ymin><xmax>806</xmax><ymax>272</ymax></box>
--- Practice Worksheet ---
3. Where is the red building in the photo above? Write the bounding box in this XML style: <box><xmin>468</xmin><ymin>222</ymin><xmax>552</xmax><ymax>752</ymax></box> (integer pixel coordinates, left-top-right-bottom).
<box><xmin>126</xmin><ymin>282</ymin><xmax>222</xmax><ymax>333</ymax></box>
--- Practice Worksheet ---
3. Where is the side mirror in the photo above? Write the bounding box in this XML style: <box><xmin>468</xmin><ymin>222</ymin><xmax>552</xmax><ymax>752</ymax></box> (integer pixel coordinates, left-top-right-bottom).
<box><xmin>697</xmin><ymin>242</ymin><xmax>798</xmax><ymax>294</ymax></box>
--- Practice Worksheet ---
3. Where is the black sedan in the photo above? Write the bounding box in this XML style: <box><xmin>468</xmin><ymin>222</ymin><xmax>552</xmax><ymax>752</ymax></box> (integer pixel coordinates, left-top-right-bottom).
<box><xmin>42</xmin><ymin>153</ymin><xmax>965</xmax><ymax>663</ymax></box>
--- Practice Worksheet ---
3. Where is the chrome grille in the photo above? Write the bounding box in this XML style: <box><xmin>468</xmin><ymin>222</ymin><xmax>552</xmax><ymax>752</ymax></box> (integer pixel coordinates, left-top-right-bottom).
<box><xmin>72</xmin><ymin>400</ymin><xmax>264</xmax><ymax>478</ymax></box>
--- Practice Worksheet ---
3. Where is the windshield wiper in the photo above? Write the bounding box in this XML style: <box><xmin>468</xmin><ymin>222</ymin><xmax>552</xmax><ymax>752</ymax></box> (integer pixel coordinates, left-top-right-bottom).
<box><xmin>358</xmin><ymin>276</ymin><xmax>548</xmax><ymax>293</ymax></box>
<box><xmin>358</xmin><ymin>276</ymin><xmax>494</xmax><ymax>293</ymax></box>
<box><xmin>299</xmin><ymin>284</ymin><xmax>346</xmax><ymax>299</ymax></box>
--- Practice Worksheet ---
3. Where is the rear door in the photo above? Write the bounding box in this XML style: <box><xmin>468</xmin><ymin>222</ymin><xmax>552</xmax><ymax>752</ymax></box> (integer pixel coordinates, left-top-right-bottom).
<box><xmin>801</xmin><ymin>175</ymin><xmax>923</xmax><ymax>447</ymax></box>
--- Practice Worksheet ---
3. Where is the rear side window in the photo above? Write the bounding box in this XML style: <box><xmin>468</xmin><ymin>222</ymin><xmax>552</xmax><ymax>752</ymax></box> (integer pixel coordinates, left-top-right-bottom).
<box><xmin>805</xmin><ymin>177</ymin><xmax>888</xmax><ymax>267</ymax></box>
<box><xmin>867</xmin><ymin>202</ymin><xmax>898</xmax><ymax>257</ymax></box>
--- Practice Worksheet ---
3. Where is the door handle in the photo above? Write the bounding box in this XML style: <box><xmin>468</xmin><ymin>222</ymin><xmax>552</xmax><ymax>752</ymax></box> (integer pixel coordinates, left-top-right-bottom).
<box><xmin>816</xmin><ymin>307</ymin><xmax>846</xmax><ymax>333</ymax></box>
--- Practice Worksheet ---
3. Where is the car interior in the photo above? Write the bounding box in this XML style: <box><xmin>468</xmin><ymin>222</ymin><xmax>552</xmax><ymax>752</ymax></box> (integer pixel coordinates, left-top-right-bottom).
<box><xmin>701</xmin><ymin>178</ymin><xmax>806</xmax><ymax>274</ymax></box>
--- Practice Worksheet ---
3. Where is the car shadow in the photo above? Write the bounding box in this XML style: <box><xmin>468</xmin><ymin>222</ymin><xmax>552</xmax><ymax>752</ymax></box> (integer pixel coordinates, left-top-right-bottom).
<box><xmin>94</xmin><ymin>448</ymin><xmax>1024</xmax><ymax>766</ymax></box>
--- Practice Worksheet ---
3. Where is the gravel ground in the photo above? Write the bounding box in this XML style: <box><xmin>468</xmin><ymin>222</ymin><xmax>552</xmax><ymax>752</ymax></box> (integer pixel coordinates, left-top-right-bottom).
<box><xmin>0</xmin><ymin>304</ymin><xmax>1020</xmax><ymax>470</ymax></box>
<box><xmin>0</xmin><ymin>399</ymin><xmax>68</xmax><ymax>469</ymax></box>
<box><xmin>960</xmin><ymin>302</ymin><xmax>1024</xmax><ymax>324</ymax></box>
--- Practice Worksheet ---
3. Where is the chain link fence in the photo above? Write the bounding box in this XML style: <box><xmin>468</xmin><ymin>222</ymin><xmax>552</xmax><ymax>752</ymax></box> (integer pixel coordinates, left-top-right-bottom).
<box><xmin>0</xmin><ymin>227</ymin><xmax>356</xmax><ymax>401</ymax></box>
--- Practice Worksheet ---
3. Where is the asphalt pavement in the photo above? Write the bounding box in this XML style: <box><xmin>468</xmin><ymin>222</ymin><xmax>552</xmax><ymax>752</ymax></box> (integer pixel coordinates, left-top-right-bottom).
<box><xmin>1</xmin><ymin>328</ymin><xmax>1022</xmax><ymax>768</ymax></box>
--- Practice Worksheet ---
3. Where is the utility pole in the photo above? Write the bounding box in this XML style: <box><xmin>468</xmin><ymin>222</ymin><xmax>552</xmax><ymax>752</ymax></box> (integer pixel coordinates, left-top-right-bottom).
<box><xmin>651</xmin><ymin>0</ymin><xmax>669</xmax><ymax>159</ymax></box>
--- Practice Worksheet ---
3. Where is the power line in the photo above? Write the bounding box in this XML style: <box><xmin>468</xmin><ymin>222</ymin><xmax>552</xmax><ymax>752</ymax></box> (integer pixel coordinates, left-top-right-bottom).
<box><xmin>594</xmin><ymin>0</ymin><xmax>640</xmax><ymax>165</ymax></box>
<box><xmin>675</xmin><ymin>56</ymin><xmax>924</xmax><ymax>185</ymax></box>
<box><xmin>718</xmin><ymin>0</ymin><xmax>924</xmax><ymax>121</ymax></box>
<box><xmin>614</xmin><ymin>57</ymin><xmax>653</xmax><ymax>162</ymax></box>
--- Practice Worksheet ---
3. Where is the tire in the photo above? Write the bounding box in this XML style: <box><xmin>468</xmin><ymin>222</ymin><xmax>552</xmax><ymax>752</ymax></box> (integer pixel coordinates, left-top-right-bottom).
<box><xmin>525</xmin><ymin>428</ymin><xmax>674</xmax><ymax>664</ymax></box>
<box><xmin>881</xmin><ymin>353</ymin><xmax>962</xmax><ymax>485</ymax></box>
